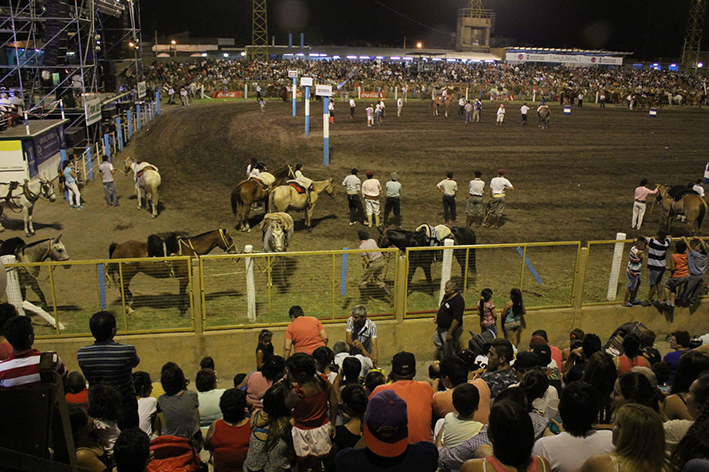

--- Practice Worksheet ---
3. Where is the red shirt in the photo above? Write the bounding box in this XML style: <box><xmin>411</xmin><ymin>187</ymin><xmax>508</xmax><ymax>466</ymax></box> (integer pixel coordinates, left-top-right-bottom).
<box><xmin>210</xmin><ymin>419</ymin><xmax>251</xmax><ymax>472</ymax></box>
<box><xmin>0</xmin><ymin>342</ymin><xmax>12</xmax><ymax>361</ymax></box>
<box><xmin>373</xmin><ymin>380</ymin><xmax>434</xmax><ymax>443</ymax></box>
<box><xmin>285</xmin><ymin>316</ymin><xmax>325</xmax><ymax>355</ymax></box>
<box><xmin>66</xmin><ymin>390</ymin><xmax>89</xmax><ymax>404</ymax></box>
<box><xmin>0</xmin><ymin>349</ymin><xmax>67</xmax><ymax>389</ymax></box>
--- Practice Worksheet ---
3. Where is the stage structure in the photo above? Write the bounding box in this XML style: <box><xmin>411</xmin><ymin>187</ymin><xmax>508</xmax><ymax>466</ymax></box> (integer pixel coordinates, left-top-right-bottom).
<box><xmin>456</xmin><ymin>0</ymin><xmax>494</xmax><ymax>52</ymax></box>
<box><xmin>251</xmin><ymin>0</ymin><xmax>268</xmax><ymax>61</ymax></box>
<box><xmin>0</xmin><ymin>0</ymin><xmax>143</xmax><ymax>145</ymax></box>
<box><xmin>681</xmin><ymin>0</ymin><xmax>706</xmax><ymax>72</ymax></box>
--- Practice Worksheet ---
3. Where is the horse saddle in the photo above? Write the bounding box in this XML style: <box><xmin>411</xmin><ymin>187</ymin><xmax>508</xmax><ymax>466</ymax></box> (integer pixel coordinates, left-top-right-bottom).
<box><xmin>668</xmin><ymin>185</ymin><xmax>698</xmax><ymax>201</ymax></box>
<box><xmin>286</xmin><ymin>181</ymin><xmax>307</xmax><ymax>194</ymax></box>
<box><xmin>249</xmin><ymin>177</ymin><xmax>270</xmax><ymax>191</ymax></box>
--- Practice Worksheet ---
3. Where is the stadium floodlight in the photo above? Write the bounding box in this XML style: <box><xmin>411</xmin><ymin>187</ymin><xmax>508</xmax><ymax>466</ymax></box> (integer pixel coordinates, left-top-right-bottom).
<box><xmin>333</xmin><ymin>55</ymin><xmax>340</xmax><ymax>59</ymax></box>
<box><xmin>698</xmin><ymin>63</ymin><xmax>704</xmax><ymax>68</ymax></box>
<box><xmin>202</xmin><ymin>53</ymin><xmax>207</xmax><ymax>57</ymax></box>
<box><xmin>375</xmin><ymin>56</ymin><xmax>384</xmax><ymax>59</ymax></box>
<box><xmin>390</xmin><ymin>56</ymin><xmax>401</xmax><ymax>60</ymax></box>
<box><xmin>432</xmin><ymin>57</ymin><xmax>442</xmax><ymax>61</ymax></box>
<box><xmin>296</xmin><ymin>53</ymin><xmax>304</xmax><ymax>56</ymax></box>
<box><xmin>359</xmin><ymin>56</ymin><xmax>370</xmax><ymax>59</ymax></box>
<box><xmin>446</xmin><ymin>58</ymin><xmax>457</xmax><ymax>62</ymax></box>
<box><xmin>416</xmin><ymin>42</ymin><xmax>423</xmax><ymax>48</ymax></box>
<box><xmin>485</xmin><ymin>59</ymin><xmax>495</xmax><ymax>63</ymax></box>
<box><xmin>403</xmin><ymin>57</ymin><xmax>413</xmax><ymax>60</ymax></box>
<box><xmin>223</xmin><ymin>53</ymin><xmax>229</xmax><ymax>57</ymax></box>
<box><xmin>346</xmin><ymin>55</ymin><xmax>357</xmax><ymax>59</ymax></box>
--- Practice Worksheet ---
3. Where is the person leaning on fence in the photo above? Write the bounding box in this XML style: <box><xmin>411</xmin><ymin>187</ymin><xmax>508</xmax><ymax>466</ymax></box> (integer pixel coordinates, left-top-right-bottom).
<box><xmin>623</xmin><ymin>238</ymin><xmax>646</xmax><ymax>308</ymax></box>
<box><xmin>357</xmin><ymin>230</ymin><xmax>391</xmax><ymax>303</ymax></box>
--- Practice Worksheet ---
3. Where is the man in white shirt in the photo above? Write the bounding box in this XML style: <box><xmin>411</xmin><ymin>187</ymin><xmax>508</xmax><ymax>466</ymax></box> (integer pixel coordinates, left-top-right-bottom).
<box><xmin>437</xmin><ymin>172</ymin><xmax>458</xmax><ymax>224</ymax></box>
<box><xmin>466</xmin><ymin>171</ymin><xmax>485</xmax><ymax>227</ymax></box>
<box><xmin>333</xmin><ymin>341</ymin><xmax>373</xmax><ymax>378</ymax></box>
<box><xmin>533</xmin><ymin>381</ymin><xmax>613</xmax><ymax>472</ymax></box>
<box><xmin>520</xmin><ymin>103</ymin><xmax>530</xmax><ymax>125</ymax></box>
<box><xmin>362</xmin><ymin>171</ymin><xmax>383</xmax><ymax>228</ymax></box>
<box><xmin>397</xmin><ymin>97</ymin><xmax>403</xmax><ymax>117</ymax></box>
<box><xmin>349</xmin><ymin>98</ymin><xmax>356</xmax><ymax>120</ymax></box>
<box><xmin>343</xmin><ymin>168</ymin><xmax>365</xmax><ymax>226</ymax></box>
<box><xmin>693</xmin><ymin>180</ymin><xmax>705</xmax><ymax>197</ymax></box>
<box><xmin>458</xmin><ymin>97</ymin><xmax>466</xmax><ymax>119</ymax></box>
<box><xmin>484</xmin><ymin>169</ymin><xmax>514</xmax><ymax>228</ymax></box>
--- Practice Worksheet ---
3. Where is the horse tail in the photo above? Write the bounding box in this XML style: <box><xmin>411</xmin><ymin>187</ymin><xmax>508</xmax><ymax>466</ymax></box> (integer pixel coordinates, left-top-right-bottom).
<box><xmin>699</xmin><ymin>198</ymin><xmax>708</xmax><ymax>232</ymax></box>
<box><xmin>109</xmin><ymin>242</ymin><xmax>118</xmax><ymax>258</ymax></box>
<box><xmin>231</xmin><ymin>187</ymin><xmax>242</xmax><ymax>215</ymax></box>
<box><xmin>107</xmin><ymin>243</ymin><xmax>119</xmax><ymax>284</ymax></box>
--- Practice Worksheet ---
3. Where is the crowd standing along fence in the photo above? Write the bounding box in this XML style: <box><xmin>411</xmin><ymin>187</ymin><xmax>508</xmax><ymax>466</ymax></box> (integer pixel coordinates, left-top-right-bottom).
<box><xmin>5</xmin><ymin>237</ymin><xmax>677</xmax><ymax>340</ymax></box>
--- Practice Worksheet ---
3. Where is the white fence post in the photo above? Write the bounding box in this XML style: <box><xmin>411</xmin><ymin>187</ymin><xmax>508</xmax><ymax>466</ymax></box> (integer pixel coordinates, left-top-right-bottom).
<box><xmin>438</xmin><ymin>239</ymin><xmax>455</xmax><ymax>304</ymax></box>
<box><xmin>244</xmin><ymin>245</ymin><xmax>256</xmax><ymax>321</ymax></box>
<box><xmin>607</xmin><ymin>232</ymin><xmax>627</xmax><ymax>301</ymax></box>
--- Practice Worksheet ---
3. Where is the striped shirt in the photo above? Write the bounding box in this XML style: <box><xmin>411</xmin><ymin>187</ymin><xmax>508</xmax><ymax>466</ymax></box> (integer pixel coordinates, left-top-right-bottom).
<box><xmin>627</xmin><ymin>246</ymin><xmax>643</xmax><ymax>276</ymax></box>
<box><xmin>645</xmin><ymin>237</ymin><xmax>672</xmax><ymax>269</ymax></box>
<box><xmin>0</xmin><ymin>349</ymin><xmax>67</xmax><ymax>389</ymax></box>
<box><xmin>77</xmin><ymin>340</ymin><xmax>140</xmax><ymax>400</ymax></box>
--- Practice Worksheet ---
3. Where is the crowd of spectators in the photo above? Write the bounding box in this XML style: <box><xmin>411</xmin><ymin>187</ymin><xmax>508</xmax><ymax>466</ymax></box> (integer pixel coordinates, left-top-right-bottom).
<box><xmin>142</xmin><ymin>58</ymin><xmax>708</xmax><ymax>105</ymax></box>
<box><xmin>4</xmin><ymin>299</ymin><xmax>709</xmax><ymax>471</ymax></box>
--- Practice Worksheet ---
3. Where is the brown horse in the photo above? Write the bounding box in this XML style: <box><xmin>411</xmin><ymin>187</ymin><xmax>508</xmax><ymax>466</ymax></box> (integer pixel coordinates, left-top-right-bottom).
<box><xmin>107</xmin><ymin>228</ymin><xmax>237</xmax><ymax>315</ymax></box>
<box><xmin>231</xmin><ymin>165</ymin><xmax>293</xmax><ymax>232</ymax></box>
<box><xmin>269</xmin><ymin>178</ymin><xmax>335</xmax><ymax>230</ymax></box>
<box><xmin>432</xmin><ymin>91</ymin><xmax>457</xmax><ymax>117</ymax></box>
<box><xmin>656</xmin><ymin>184</ymin><xmax>708</xmax><ymax>235</ymax></box>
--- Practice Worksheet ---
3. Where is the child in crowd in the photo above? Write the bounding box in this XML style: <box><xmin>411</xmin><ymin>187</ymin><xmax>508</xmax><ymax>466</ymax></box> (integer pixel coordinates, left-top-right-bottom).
<box><xmin>205</xmin><ymin>388</ymin><xmax>251</xmax><ymax>472</ymax></box>
<box><xmin>502</xmin><ymin>288</ymin><xmax>526</xmax><ymax>346</ymax></box>
<box><xmin>87</xmin><ymin>383</ymin><xmax>123</xmax><ymax>459</ymax></box>
<box><xmin>623</xmin><ymin>237</ymin><xmax>646</xmax><ymax>307</ymax></box>
<box><xmin>340</xmin><ymin>356</ymin><xmax>363</xmax><ymax>389</ymax></box>
<box><xmin>438</xmin><ymin>383</ymin><xmax>483</xmax><ymax>447</ymax></box>
<box><xmin>477</xmin><ymin>288</ymin><xmax>496</xmax><ymax>335</ymax></box>
<box><xmin>245</xmin><ymin>382</ymin><xmax>293</xmax><ymax>472</ymax></box>
<box><xmin>133</xmin><ymin>371</ymin><xmax>159</xmax><ymax>438</ymax></box>
<box><xmin>364</xmin><ymin>369</ymin><xmax>386</xmax><ymax>397</ymax></box>
<box><xmin>284</xmin><ymin>353</ymin><xmax>338</xmax><ymax>472</ymax></box>
<box><xmin>246</xmin><ymin>355</ymin><xmax>286</xmax><ymax>410</ymax></box>
<box><xmin>256</xmin><ymin>329</ymin><xmax>274</xmax><ymax>370</ymax></box>
<box><xmin>664</xmin><ymin>239</ymin><xmax>689</xmax><ymax>307</ymax></box>
<box><xmin>313</xmin><ymin>346</ymin><xmax>338</xmax><ymax>385</ymax></box>
<box><xmin>333</xmin><ymin>384</ymin><xmax>368</xmax><ymax>451</ymax></box>
<box><xmin>200</xmin><ymin>356</ymin><xmax>216</xmax><ymax>371</ymax></box>
<box><xmin>68</xmin><ymin>404</ymin><xmax>111</xmax><ymax>472</ymax></box>
<box><xmin>196</xmin><ymin>368</ymin><xmax>226</xmax><ymax>428</ymax></box>
<box><xmin>158</xmin><ymin>363</ymin><xmax>201</xmax><ymax>446</ymax></box>
<box><xmin>65</xmin><ymin>371</ymin><xmax>88</xmax><ymax>405</ymax></box>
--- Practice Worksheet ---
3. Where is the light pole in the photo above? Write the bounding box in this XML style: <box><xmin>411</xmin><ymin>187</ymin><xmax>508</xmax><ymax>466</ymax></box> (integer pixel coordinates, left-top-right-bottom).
<box><xmin>171</xmin><ymin>39</ymin><xmax>177</xmax><ymax>57</ymax></box>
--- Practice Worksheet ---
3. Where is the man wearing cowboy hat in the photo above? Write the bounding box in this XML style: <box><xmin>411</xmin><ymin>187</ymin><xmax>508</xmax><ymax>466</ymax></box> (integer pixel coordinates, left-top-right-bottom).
<box><xmin>484</xmin><ymin>169</ymin><xmax>514</xmax><ymax>228</ymax></box>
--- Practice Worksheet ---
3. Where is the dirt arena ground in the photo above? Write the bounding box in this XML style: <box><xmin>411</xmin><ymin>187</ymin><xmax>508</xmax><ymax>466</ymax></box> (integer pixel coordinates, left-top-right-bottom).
<box><xmin>4</xmin><ymin>97</ymin><xmax>709</xmax><ymax>334</ymax></box>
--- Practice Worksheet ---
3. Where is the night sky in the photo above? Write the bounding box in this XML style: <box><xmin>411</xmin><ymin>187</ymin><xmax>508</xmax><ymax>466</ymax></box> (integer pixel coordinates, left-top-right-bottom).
<box><xmin>140</xmin><ymin>0</ymin><xmax>703</xmax><ymax>61</ymax></box>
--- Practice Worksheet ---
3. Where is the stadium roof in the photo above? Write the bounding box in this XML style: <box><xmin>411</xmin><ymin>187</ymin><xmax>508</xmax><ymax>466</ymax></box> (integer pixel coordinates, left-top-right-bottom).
<box><xmin>506</xmin><ymin>47</ymin><xmax>633</xmax><ymax>56</ymax></box>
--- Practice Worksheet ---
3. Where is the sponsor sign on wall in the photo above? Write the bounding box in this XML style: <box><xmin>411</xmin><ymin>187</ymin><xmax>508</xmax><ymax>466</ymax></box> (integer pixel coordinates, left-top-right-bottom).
<box><xmin>212</xmin><ymin>91</ymin><xmax>245</xmax><ymax>99</ymax></box>
<box><xmin>84</xmin><ymin>98</ymin><xmax>102</xmax><ymax>125</ymax></box>
<box><xmin>507</xmin><ymin>53</ymin><xmax>623</xmax><ymax>66</ymax></box>
<box><xmin>360</xmin><ymin>91</ymin><xmax>386</xmax><ymax>99</ymax></box>
<box><xmin>137</xmin><ymin>81</ymin><xmax>147</xmax><ymax>98</ymax></box>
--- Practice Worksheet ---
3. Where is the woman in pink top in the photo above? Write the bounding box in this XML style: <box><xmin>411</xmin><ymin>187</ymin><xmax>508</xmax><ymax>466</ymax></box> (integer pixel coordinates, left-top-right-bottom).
<box><xmin>632</xmin><ymin>179</ymin><xmax>659</xmax><ymax>230</ymax></box>
<box><xmin>245</xmin><ymin>356</ymin><xmax>285</xmax><ymax>409</ymax></box>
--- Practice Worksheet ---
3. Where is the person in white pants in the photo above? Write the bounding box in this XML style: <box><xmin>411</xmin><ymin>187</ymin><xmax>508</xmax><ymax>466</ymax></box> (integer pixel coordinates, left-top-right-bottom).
<box><xmin>632</xmin><ymin>179</ymin><xmax>658</xmax><ymax>230</ymax></box>
<box><xmin>62</xmin><ymin>161</ymin><xmax>82</xmax><ymax>209</ymax></box>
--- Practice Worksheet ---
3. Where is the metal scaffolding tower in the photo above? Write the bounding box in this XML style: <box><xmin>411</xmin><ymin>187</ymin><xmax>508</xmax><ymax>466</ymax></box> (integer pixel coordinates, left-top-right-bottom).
<box><xmin>0</xmin><ymin>0</ymin><xmax>142</xmax><ymax>119</ymax></box>
<box><xmin>681</xmin><ymin>0</ymin><xmax>706</xmax><ymax>72</ymax></box>
<box><xmin>457</xmin><ymin>0</ymin><xmax>493</xmax><ymax>51</ymax></box>
<box><xmin>251</xmin><ymin>0</ymin><xmax>268</xmax><ymax>61</ymax></box>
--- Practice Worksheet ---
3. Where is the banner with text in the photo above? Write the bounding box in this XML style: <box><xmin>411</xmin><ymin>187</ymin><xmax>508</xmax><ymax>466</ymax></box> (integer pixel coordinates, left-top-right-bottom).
<box><xmin>212</xmin><ymin>91</ymin><xmax>245</xmax><ymax>99</ymax></box>
<box><xmin>360</xmin><ymin>91</ymin><xmax>387</xmax><ymax>99</ymax></box>
<box><xmin>506</xmin><ymin>53</ymin><xmax>623</xmax><ymax>66</ymax></box>
<box><xmin>84</xmin><ymin>98</ymin><xmax>102</xmax><ymax>125</ymax></box>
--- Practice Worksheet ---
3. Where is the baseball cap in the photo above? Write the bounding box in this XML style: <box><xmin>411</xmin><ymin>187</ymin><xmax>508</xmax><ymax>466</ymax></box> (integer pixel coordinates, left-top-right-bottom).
<box><xmin>514</xmin><ymin>351</ymin><xmax>540</xmax><ymax>370</ymax></box>
<box><xmin>529</xmin><ymin>335</ymin><xmax>547</xmax><ymax>349</ymax></box>
<box><xmin>364</xmin><ymin>390</ymin><xmax>409</xmax><ymax>457</ymax></box>
<box><xmin>357</xmin><ymin>230</ymin><xmax>370</xmax><ymax>241</ymax></box>
<box><xmin>532</xmin><ymin>344</ymin><xmax>552</xmax><ymax>366</ymax></box>
<box><xmin>497</xmin><ymin>169</ymin><xmax>507</xmax><ymax>175</ymax></box>
<box><xmin>392</xmin><ymin>351</ymin><xmax>416</xmax><ymax>377</ymax></box>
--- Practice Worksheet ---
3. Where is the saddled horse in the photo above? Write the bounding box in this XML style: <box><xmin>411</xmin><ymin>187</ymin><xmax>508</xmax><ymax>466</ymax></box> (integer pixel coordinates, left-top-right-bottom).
<box><xmin>0</xmin><ymin>178</ymin><xmax>56</xmax><ymax>236</ymax></box>
<box><xmin>432</xmin><ymin>91</ymin><xmax>457</xmax><ymax>117</ymax></box>
<box><xmin>656</xmin><ymin>184</ymin><xmax>708</xmax><ymax>235</ymax></box>
<box><xmin>269</xmin><ymin>178</ymin><xmax>335</xmax><ymax>231</ymax></box>
<box><xmin>378</xmin><ymin>225</ymin><xmax>476</xmax><ymax>286</ymax></box>
<box><xmin>537</xmin><ymin>105</ymin><xmax>551</xmax><ymax>129</ymax></box>
<box><xmin>108</xmin><ymin>228</ymin><xmax>237</xmax><ymax>315</ymax></box>
<box><xmin>125</xmin><ymin>158</ymin><xmax>161</xmax><ymax>218</ymax></box>
<box><xmin>0</xmin><ymin>235</ymin><xmax>70</xmax><ymax>308</ymax></box>
<box><xmin>231</xmin><ymin>165</ymin><xmax>293</xmax><ymax>232</ymax></box>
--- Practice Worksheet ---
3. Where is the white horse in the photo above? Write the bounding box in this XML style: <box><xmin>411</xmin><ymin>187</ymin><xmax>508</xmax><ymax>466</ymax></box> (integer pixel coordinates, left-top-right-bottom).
<box><xmin>125</xmin><ymin>157</ymin><xmax>161</xmax><ymax>218</ymax></box>
<box><xmin>261</xmin><ymin>212</ymin><xmax>294</xmax><ymax>253</ymax></box>
<box><xmin>0</xmin><ymin>178</ymin><xmax>56</xmax><ymax>236</ymax></box>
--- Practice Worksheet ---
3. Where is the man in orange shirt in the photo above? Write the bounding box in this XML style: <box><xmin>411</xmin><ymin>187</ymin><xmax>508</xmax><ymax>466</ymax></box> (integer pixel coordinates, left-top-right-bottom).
<box><xmin>373</xmin><ymin>351</ymin><xmax>434</xmax><ymax>443</ymax></box>
<box><xmin>283</xmin><ymin>305</ymin><xmax>328</xmax><ymax>358</ymax></box>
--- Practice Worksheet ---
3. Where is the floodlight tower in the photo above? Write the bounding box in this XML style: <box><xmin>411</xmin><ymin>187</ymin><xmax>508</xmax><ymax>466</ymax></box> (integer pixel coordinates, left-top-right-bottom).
<box><xmin>456</xmin><ymin>0</ymin><xmax>493</xmax><ymax>51</ymax></box>
<box><xmin>680</xmin><ymin>0</ymin><xmax>706</xmax><ymax>72</ymax></box>
<box><xmin>251</xmin><ymin>0</ymin><xmax>268</xmax><ymax>61</ymax></box>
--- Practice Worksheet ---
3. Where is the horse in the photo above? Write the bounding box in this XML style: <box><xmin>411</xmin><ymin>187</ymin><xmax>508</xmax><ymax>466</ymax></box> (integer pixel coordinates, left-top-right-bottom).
<box><xmin>378</xmin><ymin>225</ymin><xmax>476</xmax><ymax>287</ymax></box>
<box><xmin>0</xmin><ymin>235</ymin><xmax>70</xmax><ymax>308</ymax></box>
<box><xmin>655</xmin><ymin>184</ymin><xmax>707</xmax><ymax>235</ymax></box>
<box><xmin>261</xmin><ymin>212</ymin><xmax>294</xmax><ymax>253</ymax></box>
<box><xmin>0</xmin><ymin>178</ymin><xmax>57</xmax><ymax>236</ymax></box>
<box><xmin>261</xmin><ymin>212</ymin><xmax>294</xmax><ymax>288</ymax></box>
<box><xmin>432</xmin><ymin>91</ymin><xmax>456</xmax><ymax>117</ymax></box>
<box><xmin>124</xmin><ymin>157</ymin><xmax>161</xmax><ymax>218</ymax></box>
<box><xmin>108</xmin><ymin>228</ymin><xmax>237</xmax><ymax>315</ymax></box>
<box><xmin>537</xmin><ymin>105</ymin><xmax>550</xmax><ymax>129</ymax></box>
<box><xmin>269</xmin><ymin>178</ymin><xmax>335</xmax><ymax>230</ymax></box>
<box><xmin>231</xmin><ymin>165</ymin><xmax>293</xmax><ymax>232</ymax></box>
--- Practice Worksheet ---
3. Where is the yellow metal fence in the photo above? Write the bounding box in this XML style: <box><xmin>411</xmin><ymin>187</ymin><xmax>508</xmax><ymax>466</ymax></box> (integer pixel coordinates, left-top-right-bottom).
<box><xmin>7</xmin><ymin>239</ymin><xmax>678</xmax><ymax>338</ymax></box>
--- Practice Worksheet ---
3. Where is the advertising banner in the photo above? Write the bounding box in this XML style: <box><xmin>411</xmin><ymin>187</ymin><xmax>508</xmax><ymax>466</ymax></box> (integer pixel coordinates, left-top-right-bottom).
<box><xmin>137</xmin><ymin>81</ymin><xmax>147</xmax><ymax>98</ymax></box>
<box><xmin>212</xmin><ymin>91</ymin><xmax>245</xmax><ymax>99</ymax></box>
<box><xmin>360</xmin><ymin>91</ymin><xmax>386</xmax><ymax>99</ymax></box>
<box><xmin>84</xmin><ymin>98</ymin><xmax>102</xmax><ymax>126</ymax></box>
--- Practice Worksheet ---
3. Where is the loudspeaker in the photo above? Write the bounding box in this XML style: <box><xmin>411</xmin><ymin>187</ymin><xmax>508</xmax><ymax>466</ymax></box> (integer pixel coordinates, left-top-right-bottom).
<box><xmin>65</xmin><ymin>127</ymin><xmax>87</xmax><ymax>149</ymax></box>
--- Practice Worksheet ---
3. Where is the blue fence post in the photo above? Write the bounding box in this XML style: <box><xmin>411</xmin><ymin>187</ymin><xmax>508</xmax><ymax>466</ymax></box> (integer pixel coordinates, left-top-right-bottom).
<box><xmin>103</xmin><ymin>134</ymin><xmax>111</xmax><ymax>161</ymax></box>
<box><xmin>323</xmin><ymin>96</ymin><xmax>329</xmax><ymax>166</ymax></box>
<box><xmin>516</xmin><ymin>247</ymin><xmax>543</xmax><ymax>284</ymax></box>
<box><xmin>340</xmin><ymin>249</ymin><xmax>348</xmax><ymax>296</ymax></box>
<box><xmin>305</xmin><ymin>86</ymin><xmax>310</xmax><ymax>136</ymax></box>
<box><xmin>115</xmin><ymin>116</ymin><xmax>123</xmax><ymax>151</ymax></box>
<box><xmin>85</xmin><ymin>145</ymin><xmax>94</xmax><ymax>180</ymax></box>
<box><xmin>127</xmin><ymin>109</ymin><xmax>133</xmax><ymax>140</ymax></box>
<box><xmin>292</xmin><ymin>77</ymin><xmax>297</xmax><ymax>117</ymax></box>
<box><xmin>136</xmin><ymin>103</ymin><xmax>142</xmax><ymax>132</ymax></box>
<box><xmin>156</xmin><ymin>90</ymin><xmax>161</xmax><ymax>115</ymax></box>
<box><xmin>97</xmin><ymin>263</ymin><xmax>107</xmax><ymax>310</ymax></box>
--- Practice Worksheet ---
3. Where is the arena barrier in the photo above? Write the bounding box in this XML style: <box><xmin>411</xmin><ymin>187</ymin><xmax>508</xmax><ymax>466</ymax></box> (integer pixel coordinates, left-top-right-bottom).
<box><xmin>9</xmin><ymin>238</ymin><xmax>703</xmax><ymax>339</ymax></box>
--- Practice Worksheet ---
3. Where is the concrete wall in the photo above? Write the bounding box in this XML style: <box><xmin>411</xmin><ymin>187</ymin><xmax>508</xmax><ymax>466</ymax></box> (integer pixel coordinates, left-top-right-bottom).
<box><xmin>36</xmin><ymin>302</ymin><xmax>708</xmax><ymax>383</ymax></box>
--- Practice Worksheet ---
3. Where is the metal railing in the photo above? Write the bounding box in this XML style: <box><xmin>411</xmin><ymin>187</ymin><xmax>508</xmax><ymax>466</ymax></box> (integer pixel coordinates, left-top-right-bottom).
<box><xmin>9</xmin><ymin>238</ymin><xmax>695</xmax><ymax>339</ymax></box>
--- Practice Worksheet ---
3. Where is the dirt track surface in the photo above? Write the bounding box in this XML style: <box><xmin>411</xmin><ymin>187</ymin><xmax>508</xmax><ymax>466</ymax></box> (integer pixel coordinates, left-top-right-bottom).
<box><xmin>6</xmin><ymin>96</ymin><xmax>707</xmax><ymax>262</ymax></box>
